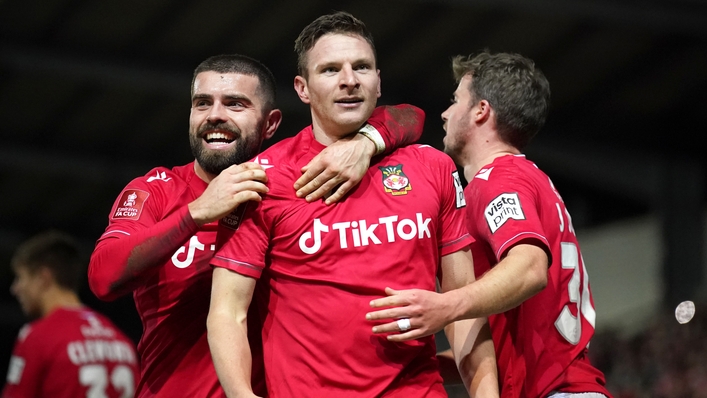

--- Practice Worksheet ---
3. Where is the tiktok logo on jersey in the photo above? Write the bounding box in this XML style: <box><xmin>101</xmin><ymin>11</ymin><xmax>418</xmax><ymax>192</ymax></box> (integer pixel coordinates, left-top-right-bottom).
<box><xmin>171</xmin><ymin>235</ymin><xmax>214</xmax><ymax>268</ymax></box>
<box><xmin>485</xmin><ymin>193</ymin><xmax>525</xmax><ymax>233</ymax></box>
<box><xmin>298</xmin><ymin>214</ymin><xmax>432</xmax><ymax>254</ymax></box>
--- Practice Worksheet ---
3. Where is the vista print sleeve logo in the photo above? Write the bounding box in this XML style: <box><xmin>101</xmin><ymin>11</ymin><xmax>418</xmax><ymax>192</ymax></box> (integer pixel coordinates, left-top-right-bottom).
<box><xmin>484</xmin><ymin>192</ymin><xmax>525</xmax><ymax>233</ymax></box>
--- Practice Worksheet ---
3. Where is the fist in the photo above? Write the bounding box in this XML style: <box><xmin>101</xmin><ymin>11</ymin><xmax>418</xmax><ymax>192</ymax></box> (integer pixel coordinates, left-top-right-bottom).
<box><xmin>189</xmin><ymin>162</ymin><xmax>269</xmax><ymax>225</ymax></box>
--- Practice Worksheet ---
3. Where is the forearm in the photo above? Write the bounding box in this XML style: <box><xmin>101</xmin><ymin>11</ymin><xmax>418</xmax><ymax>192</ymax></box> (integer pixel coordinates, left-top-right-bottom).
<box><xmin>88</xmin><ymin>206</ymin><xmax>200</xmax><ymax>300</ymax></box>
<box><xmin>445</xmin><ymin>320</ymin><xmax>498</xmax><ymax>397</ymax></box>
<box><xmin>208</xmin><ymin>268</ymin><xmax>258</xmax><ymax>398</ymax></box>
<box><xmin>207</xmin><ymin>311</ymin><xmax>254</xmax><ymax>398</ymax></box>
<box><xmin>364</xmin><ymin>104</ymin><xmax>425</xmax><ymax>155</ymax></box>
<box><xmin>446</xmin><ymin>274</ymin><xmax>534</xmax><ymax>321</ymax></box>
<box><xmin>447</xmin><ymin>244</ymin><xmax>548</xmax><ymax>320</ymax></box>
<box><xmin>293</xmin><ymin>104</ymin><xmax>425</xmax><ymax>204</ymax></box>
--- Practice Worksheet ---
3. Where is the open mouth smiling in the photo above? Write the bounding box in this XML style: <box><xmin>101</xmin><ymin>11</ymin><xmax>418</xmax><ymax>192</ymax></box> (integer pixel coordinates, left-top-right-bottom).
<box><xmin>203</xmin><ymin>131</ymin><xmax>236</xmax><ymax>145</ymax></box>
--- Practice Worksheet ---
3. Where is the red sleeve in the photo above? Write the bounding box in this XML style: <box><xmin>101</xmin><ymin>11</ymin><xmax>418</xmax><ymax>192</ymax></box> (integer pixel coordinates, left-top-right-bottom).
<box><xmin>211</xmin><ymin>201</ymin><xmax>269</xmax><ymax>279</ymax></box>
<box><xmin>2</xmin><ymin>326</ymin><xmax>43</xmax><ymax>398</ymax></box>
<box><xmin>88</xmin><ymin>181</ymin><xmax>200</xmax><ymax>301</ymax></box>
<box><xmin>469</xmin><ymin>164</ymin><xmax>549</xmax><ymax>261</ymax></box>
<box><xmin>433</xmin><ymin>150</ymin><xmax>473</xmax><ymax>255</ymax></box>
<box><xmin>368</xmin><ymin>104</ymin><xmax>425</xmax><ymax>155</ymax></box>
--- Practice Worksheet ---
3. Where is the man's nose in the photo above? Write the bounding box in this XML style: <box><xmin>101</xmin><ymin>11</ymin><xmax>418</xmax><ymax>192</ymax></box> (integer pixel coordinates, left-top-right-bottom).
<box><xmin>207</xmin><ymin>103</ymin><xmax>228</xmax><ymax>124</ymax></box>
<box><xmin>340</xmin><ymin>66</ymin><xmax>358</xmax><ymax>88</ymax></box>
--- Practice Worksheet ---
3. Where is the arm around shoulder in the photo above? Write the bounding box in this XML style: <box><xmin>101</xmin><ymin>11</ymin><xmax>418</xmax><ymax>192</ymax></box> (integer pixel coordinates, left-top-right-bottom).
<box><xmin>449</xmin><ymin>242</ymin><xmax>549</xmax><ymax>320</ymax></box>
<box><xmin>366</xmin><ymin>104</ymin><xmax>425</xmax><ymax>153</ymax></box>
<box><xmin>293</xmin><ymin>104</ymin><xmax>425</xmax><ymax>204</ymax></box>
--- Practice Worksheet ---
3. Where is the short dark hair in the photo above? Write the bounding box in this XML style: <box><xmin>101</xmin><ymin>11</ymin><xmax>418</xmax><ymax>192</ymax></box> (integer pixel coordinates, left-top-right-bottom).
<box><xmin>192</xmin><ymin>54</ymin><xmax>277</xmax><ymax>111</ymax></box>
<box><xmin>294</xmin><ymin>11</ymin><xmax>377</xmax><ymax>78</ymax></box>
<box><xmin>11</xmin><ymin>230</ymin><xmax>83</xmax><ymax>291</ymax></box>
<box><xmin>452</xmin><ymin>51</ymin><xmax>551</xmax><ymax>150</ymax></box>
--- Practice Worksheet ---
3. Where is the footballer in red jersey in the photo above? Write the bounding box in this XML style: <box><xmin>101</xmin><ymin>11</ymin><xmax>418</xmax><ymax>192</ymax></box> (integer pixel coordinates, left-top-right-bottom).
<box><xmin>211</xmin><ymin>130</ymin><xmax>475</xmax><ymax>397</ymax></box>
<box><xmin>88</xmin><ymin>53</ymin><xmax>425</xmax><ymax>397</ymax></box>
<box><xmin>3</xmin><ymin>308</ymin><xmax>139</xmax><ymax>398</ymax></box>
<box><xmin>465</xmin><ymin>155</ymin><xmax>610</xmax><ymax>397</ymax></box>
<box><xmin>3</xmin><ymin>231</ymin><xmax>139</xmax><ymax>398</ymax></box>
<box><xmin>208</xmin><ymin>12</ymin><xmax>498</xmax><ymax>398</ymax></box>
<box><xmin>367</xmin><ymin>52</ymin><xmax>611</xmax><ymax>397</ymax></box>
<box><xmin>90</xmin><ymin>162</ymin><xmax>242</xmax><ymax>398</ymax></box>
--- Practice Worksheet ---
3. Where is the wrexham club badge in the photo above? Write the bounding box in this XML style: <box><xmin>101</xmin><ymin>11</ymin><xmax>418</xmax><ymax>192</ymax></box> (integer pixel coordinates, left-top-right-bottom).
<box><xmin>379</xmin><ymin>164</ymin><xmax>411</xmax><ymax>195</ymax></box>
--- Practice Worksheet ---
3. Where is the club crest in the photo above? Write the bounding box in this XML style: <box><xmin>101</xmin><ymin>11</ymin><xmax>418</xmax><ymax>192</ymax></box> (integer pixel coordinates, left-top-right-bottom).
<box><xmin>379</xmin><ymin>164</ymin><xmax>411</xmax><ymax>195</ymax></box>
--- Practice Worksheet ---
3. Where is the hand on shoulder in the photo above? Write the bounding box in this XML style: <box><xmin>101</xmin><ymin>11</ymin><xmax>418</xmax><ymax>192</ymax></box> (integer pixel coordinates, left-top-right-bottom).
<box><xmin>189</xmin><ymin>162</ymin><xmax>269</xmax><ymax>225</ymax></box>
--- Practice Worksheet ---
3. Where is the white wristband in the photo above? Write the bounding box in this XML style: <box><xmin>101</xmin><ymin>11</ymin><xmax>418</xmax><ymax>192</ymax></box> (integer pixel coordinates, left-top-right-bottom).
<box><xmin>358</xmin><ymin>123</ymin><xmax>386</xmax><ymax>156</ymax></box>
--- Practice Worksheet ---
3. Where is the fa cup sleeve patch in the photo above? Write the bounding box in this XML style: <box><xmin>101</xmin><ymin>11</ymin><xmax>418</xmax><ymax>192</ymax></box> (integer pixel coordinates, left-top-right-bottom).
<box><xmin>452</xmin><ymin>171</ymin><xmax>466</xmax><ymax>208</ymax></box>
<box><xmin>220</xmin><ymin>203</ymin><xmax>248</xmax><ymax>230</ymax></box>
<box><xmin>484</xmin><ymin>192</ymin><xmax>525</xmax><ymax>233</ymax></box>
<box><xmin>6</xmin><ymin>356</ymin><xmax>25</xmax><ymax>384</ymax></box>
<box><xmin>112</xmin><ymin>189</ymin><xmax>150</xmax><ymax>220</ymax></box>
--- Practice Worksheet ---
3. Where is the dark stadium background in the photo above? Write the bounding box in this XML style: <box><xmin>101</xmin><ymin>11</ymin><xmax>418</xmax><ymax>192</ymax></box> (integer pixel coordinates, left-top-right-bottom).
<box><xmin>1</xmin><ymin>0</ymin><xmax>706</xmax><ymax>395</ymax></box>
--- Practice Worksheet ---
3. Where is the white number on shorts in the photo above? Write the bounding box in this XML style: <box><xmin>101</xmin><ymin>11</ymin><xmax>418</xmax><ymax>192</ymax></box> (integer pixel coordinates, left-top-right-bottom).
<box><xmin>79</xmin><ymin>364</ymin><xmax>134</xmax><ymax>398</ymax></box>
<box><xmin>554</xmin><ymin>242</ymin><xmax>596</xmax><ymax>345</ymax></box>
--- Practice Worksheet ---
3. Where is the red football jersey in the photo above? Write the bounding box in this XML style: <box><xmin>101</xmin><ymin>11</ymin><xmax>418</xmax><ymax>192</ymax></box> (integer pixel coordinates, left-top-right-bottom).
<box><xmin>90</xmin><ymin>163</ymin><xmax>263</xmax><ymax>398</ymax></box>
<box><xmin>2</xmin><ymin>307</ymin><xmax>139</xmax><ymax>398</ymax></box>
<box><xmin>212</xmin><ymin>127</ymin><xmax>472</xmax><ymax>398</ymax></box>
<box><xmin>465</xmin><ymin>154</ymin><xmax>610</xmax><ymax>398</ymax></box>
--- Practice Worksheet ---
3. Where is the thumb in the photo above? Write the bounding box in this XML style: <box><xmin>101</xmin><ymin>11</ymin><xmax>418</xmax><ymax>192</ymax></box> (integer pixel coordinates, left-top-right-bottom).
<box><xmin>385</xmin><ymin>287</ymin><xmax>399</xmax><ymax>296</ymax></box>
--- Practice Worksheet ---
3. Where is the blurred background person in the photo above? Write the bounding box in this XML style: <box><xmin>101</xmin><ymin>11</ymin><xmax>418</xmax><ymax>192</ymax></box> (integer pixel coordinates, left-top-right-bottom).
<box><xmin>2</xmin><ymin>230</ymin><xmax>138</xmax><ymax>398</ymax></box>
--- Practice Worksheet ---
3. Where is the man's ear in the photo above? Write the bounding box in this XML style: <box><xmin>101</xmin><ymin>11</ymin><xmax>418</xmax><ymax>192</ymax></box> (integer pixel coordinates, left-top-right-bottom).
<box><xmin>294</xmin><ymin>76</ymin><xmax>310</xmax><ymax>104</ymax></box>
<box><xmin>376</xmin><ymin>69</ymin><xmax>381</xmax><ymax>98</ymax></box>
<box><xmin>475</xmin><ymin>99</ymin><xmax>492</xmax><ymax>124</ymax></box>
<box><xmin>263</xmin><ymin>109</ymin><xmax>283</xmax><ymax>140</ymax></box>
<box><xmin>36</xmin><ymin>266</ymin><xmax>55</xmax><ymax>288</ymax></box>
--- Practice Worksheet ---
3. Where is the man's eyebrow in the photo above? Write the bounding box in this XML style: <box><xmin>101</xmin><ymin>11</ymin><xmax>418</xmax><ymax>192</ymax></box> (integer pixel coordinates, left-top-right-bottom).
<box><xmin>353</xmin><ymin>57</ymin><xmax>374</xmax><ymax>65</ymax></box>
<box><xmin>223</xmin><ymin>94</ymin><xmax>252</xmax><ymax>102</ymax></box>
<box><xmin>317</xmin><ymin>57</ymin><xmax>374</xmax><ymax>70</ymax></box>
<box><xmin>191</xmin><ymin>93</ymin><xmax>253</xmax><ymax>103</ymax></box>
<box><xmin>192</xmin><ymin>93</ymin><xmax>212</xmax><ymax>101</ymax></box>
<box><xmin>318</xmin><ymin>61</ymin><xmax>338</xmax><ymax>68</ymax></box>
